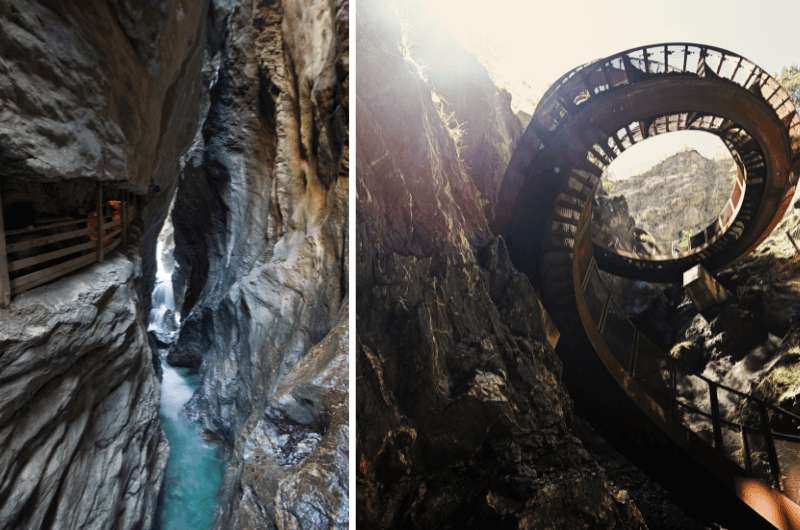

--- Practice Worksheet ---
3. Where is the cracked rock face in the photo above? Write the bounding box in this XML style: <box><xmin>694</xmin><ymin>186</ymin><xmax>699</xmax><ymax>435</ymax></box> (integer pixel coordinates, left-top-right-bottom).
<box><xmin>0</xmin><ymin>1</ymin><xmax>206</xmax><ymax>194</ymax></box>
<box><xmin>0</xmin><ymin>2</ymin><xmax>209</xmax><ymax>529</ymax></box>
<box><xmin>355</xmin><ymin>0</ymin><xmax>645</xmax><ymax>528</ymax></box>
<box><xmin>169</xmin><ymin>0</ymin><xmax>349</xmax><ymax>528</ymax></box>
<box><xmin>0</xmin><ymin>257</ymin><xmax>167</xmax><ymax>530</ymax></box>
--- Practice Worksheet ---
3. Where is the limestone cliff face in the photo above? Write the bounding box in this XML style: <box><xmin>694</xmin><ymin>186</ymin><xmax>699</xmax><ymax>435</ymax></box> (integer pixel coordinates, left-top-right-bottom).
<box><xmin>0</xmin><ymin>2</ymin><xmax>207</xmax><ymax>529</ymax></box>
<box><xmin>355</xmin><ymin>1</ymin><xmax>645</xmax><ymax>528</ymax></box>
<box><xmin>397</xmin><ymin>11</ymin><xmax>522</xmax><ymax>218</ymax></box>
<box><xmin>169</xmin><ymin>1</ymin><xmax>349</xmax><ymax>528</ymax></box>
<box><xmin>601</xmin><ymin>149</ymin><xmax>736</xmax><ymax>244</ymax></box>
<box><xmin>0</xmin><ymin>257</ymin><xmax>165</xmax><ymax>530</ymax></box>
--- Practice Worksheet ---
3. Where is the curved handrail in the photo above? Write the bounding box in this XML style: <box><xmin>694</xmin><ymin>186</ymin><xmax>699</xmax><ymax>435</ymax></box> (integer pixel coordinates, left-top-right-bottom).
<box><xmin>577</xmin><ymin>237</ymin><xmax>800</xmax><ymax>515</ymax></box>
<box><xmin>537</xmin><ymin>42</ymin><xmax>799</xmax><ymax>136</ymax></box>
<box><xmin>504</xmin><ymin>42</ymin><xmax>800</xmax><ymax>529</ymax></box>
<box><xmin>521</xmin><ymin>43</ymin><xmax>799</xmax><ymax>283</ymax></box>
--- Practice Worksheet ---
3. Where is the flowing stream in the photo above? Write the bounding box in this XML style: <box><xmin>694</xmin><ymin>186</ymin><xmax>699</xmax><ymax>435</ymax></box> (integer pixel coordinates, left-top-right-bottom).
<box><xmin>150</xmin><ymin>234</ymin><xmax>224</xmax><ymax>530</ymax></box>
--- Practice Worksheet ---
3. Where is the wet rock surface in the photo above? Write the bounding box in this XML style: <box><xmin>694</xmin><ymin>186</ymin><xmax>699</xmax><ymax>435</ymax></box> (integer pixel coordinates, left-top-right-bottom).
<box><xmin>0</xmin><ymin>256</ymin><xmax>166</xmax><ymax>530</ymax></box>
<box><xmin>169</xmin><ymin>0</ymin><xmax>349</xmax><ymax>528</ymax></box>
<box><xmin>356</xmin><ymin>1</ymin><xmax>647</xmax><ymax>528</ymax></box>
<box><xmin>231</xmin><ymin>305</ymin><xmax>349</xmax><ymax>529</ymax></box>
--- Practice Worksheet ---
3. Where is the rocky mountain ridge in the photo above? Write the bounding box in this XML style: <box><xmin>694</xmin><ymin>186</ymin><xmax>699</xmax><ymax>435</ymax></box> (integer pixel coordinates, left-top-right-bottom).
<box><xmin>602</xmin><ymin>149</ymin><xmax>737</xmax><ymax>244</ymax></box>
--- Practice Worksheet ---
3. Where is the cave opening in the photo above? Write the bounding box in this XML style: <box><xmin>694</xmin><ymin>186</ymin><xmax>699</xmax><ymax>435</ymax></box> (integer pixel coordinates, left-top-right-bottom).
<box><xmin>149</xmin><ymin>200</ymin><xmax>224</xmax><ymax>530</ymax></box>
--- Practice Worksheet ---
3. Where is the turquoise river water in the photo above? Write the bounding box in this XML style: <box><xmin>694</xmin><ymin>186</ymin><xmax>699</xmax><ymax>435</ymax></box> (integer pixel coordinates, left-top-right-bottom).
<box><xmin>151</xmin><ymin>235</ymin><xmax>224</xmax><ymax>530</ymax></box>
<box><xmin>156</xmin><ymin>361</ymin><xmax>224</xmax><ymax>530</ymax></box>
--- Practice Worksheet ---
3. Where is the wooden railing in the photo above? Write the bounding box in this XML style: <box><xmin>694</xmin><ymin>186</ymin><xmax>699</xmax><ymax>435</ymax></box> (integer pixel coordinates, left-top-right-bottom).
<box><xmin>0</xmin><ymin>185</ymin><xmax>133</xmax><ymax>307</ymax></box>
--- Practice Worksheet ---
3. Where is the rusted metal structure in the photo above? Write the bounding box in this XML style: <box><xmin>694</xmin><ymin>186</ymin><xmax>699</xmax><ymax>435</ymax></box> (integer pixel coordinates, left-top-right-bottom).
<box><xmin>0</xmin><ymin>184</ymin><xmax>134</xmax><ymax>307</ymax></box>
<box><xmin>499</xmin><ymin>43</ymin><xmax>800</xmax><ymax>529</ymax></box>
<box><xmin>683</xmin><ymin>264</ymin><xmax>731</xmax><ymax>315</ymax></box>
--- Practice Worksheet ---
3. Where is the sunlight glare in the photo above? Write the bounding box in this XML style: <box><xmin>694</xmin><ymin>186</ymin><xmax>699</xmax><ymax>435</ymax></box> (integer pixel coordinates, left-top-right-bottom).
<box><xmin>425</xmin><ymin>0</ymin><xmax>800</xmax><ymax>113</ymax></box>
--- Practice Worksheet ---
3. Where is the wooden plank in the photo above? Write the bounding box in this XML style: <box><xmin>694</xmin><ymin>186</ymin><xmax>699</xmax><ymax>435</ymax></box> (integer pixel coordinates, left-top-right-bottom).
<box><xmin>6</xmin><ymin>218</ymin><xmax>87</xmax><ymax>237</ymax></box>
<box><xmin>0</xmin><ymin>190</ymin><xmax>10</xmax><ymax>307</ymax></box>
<box><xmin>105</xmin><ymin>238</ymin><xmax>121</xmax><ymax>255</ymax></box>
<box><xmin>103</xmin><ymin>218</ymin><xmax>122</xmax><ymax>230</ymax></box>
<box><xmin>7</xmin><ymin>226</ymin><xmax>90</xmax><ymax>253</ymax></box>
<box><xmin>96</xmin><ymin>183</ymin><xmax>104</xmax><ymax>263</ymax></box>
<box><xmin>8</xmin><ymin>240</ymin><xmax>95</xmax><ymax>273</ymax></box>
<box><xmin>11</xmin><ymin>251</ymin><xmax>96</xmax><ymax>294</ymax></box>
<box><xmin>103</xmin><ymin>229</ymin><xmax>121</xmax><ymax>246</ymax></box>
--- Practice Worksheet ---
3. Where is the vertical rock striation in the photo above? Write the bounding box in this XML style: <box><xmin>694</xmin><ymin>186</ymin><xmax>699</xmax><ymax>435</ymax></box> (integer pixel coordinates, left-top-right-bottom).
<box><xmin>170</xmin><ymin>1</ymin><xmax>349</xmax><ymax>528</ymax></box>
<box><xmin>355</xmin><ymin>0</ymin><xmax>645</xmax><ymax>528</ymax></box>
<box><xmin>0</xmin><ymin>2</ymin><xmax>208</xmax><ymax>529</ymax></box>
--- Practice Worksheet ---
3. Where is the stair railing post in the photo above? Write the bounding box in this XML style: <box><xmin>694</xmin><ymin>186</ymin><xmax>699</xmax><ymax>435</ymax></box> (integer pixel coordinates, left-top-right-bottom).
<box><xmin>668</xmin><ymin>359</ymin><xmax>679</xmax><ymax>423</ymax></box>
<box><xmin>96</xmin><ymin>182</ymin><xmax>104</xmax><ymax>263</ymax></box>
<box><xmin>787</xmin><ymin>230</ymin><xmax>800</xmax><ymax>253</ymax></box>
<box><xmin>759</xmin><ymin>402</ymin><xmax>781</xmax><ymax>489</ymax></box>
<box><xmin>708</xmin><ymin>380</ymin><xmax>724</xmax><ymax>451</ymax></box>
<box><xmin>0</xmin><ymin>189</ymin><xmax>11</xmax><ymax>307</ymax></box>
<box><xmin>742</xmin><ymin>426</ymin><xmax>752</xmax><ymax>474</ymax></box>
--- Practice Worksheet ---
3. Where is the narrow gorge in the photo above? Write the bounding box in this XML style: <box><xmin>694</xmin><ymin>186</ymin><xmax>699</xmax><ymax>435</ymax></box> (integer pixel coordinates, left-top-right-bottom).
<box><xmin>0</xmin><ymin>1</ymin><xmax>348</xmax><ymax>529</ymax></box>
<box><xmin>356</xmin><ymin>0</ymin><xmax>800</xmax><ymax>528</ymax></box>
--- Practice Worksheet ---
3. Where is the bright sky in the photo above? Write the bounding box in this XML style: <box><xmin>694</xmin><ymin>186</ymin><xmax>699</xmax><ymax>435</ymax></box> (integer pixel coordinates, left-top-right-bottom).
<box><xmin>606</xmin><ymin>131</ymin><xmax>729</xmax><ymax>177</ymax></box>
<box><xmin>427</xmin><ymin>0</ymin><xmax>800</xmax><ymax>114</ymax></box>
<box><xmin>423</xmin><ymin>0</ymin><xmax>800</xmax><ymax>176</ymax></box>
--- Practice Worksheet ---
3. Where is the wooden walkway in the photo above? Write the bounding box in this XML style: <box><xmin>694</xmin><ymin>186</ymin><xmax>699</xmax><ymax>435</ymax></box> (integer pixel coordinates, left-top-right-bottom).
<box><xmin>0</xmin><ymin>184</ymin><xmax>133</xmax><ymax>306</ymax></box>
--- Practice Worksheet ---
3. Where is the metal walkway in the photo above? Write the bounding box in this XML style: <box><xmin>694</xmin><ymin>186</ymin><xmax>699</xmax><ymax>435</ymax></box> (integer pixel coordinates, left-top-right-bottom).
<box><xmin>498</xmin><ymin>43</ymin><xmax>800</xmax><ymax>529</ymax></box>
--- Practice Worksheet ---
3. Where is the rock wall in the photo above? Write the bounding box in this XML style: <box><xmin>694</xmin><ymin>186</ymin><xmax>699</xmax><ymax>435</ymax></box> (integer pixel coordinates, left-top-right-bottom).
<box><xmin>169</xmin><ymin>1</ymin><xmax>349</xmax><ymax>528</ymax></box>
<box><xmin>0</xmin><ymin>1</ymin><xmax>206</xmax><ymax>194</ymax></box>
<box><xmin>0</xmin><ymin>257</ymin><xmax>165</xmax><ymax>530</ymax></box>
<box><xmin>0</xmin><ymin>2</ymin><xmax>209</xmax><ymax>529</ymax></box>
<box><xmin>355</xmin><ymin>1</ymin><xmax>645</xmax><ymax>528</ymax></box>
